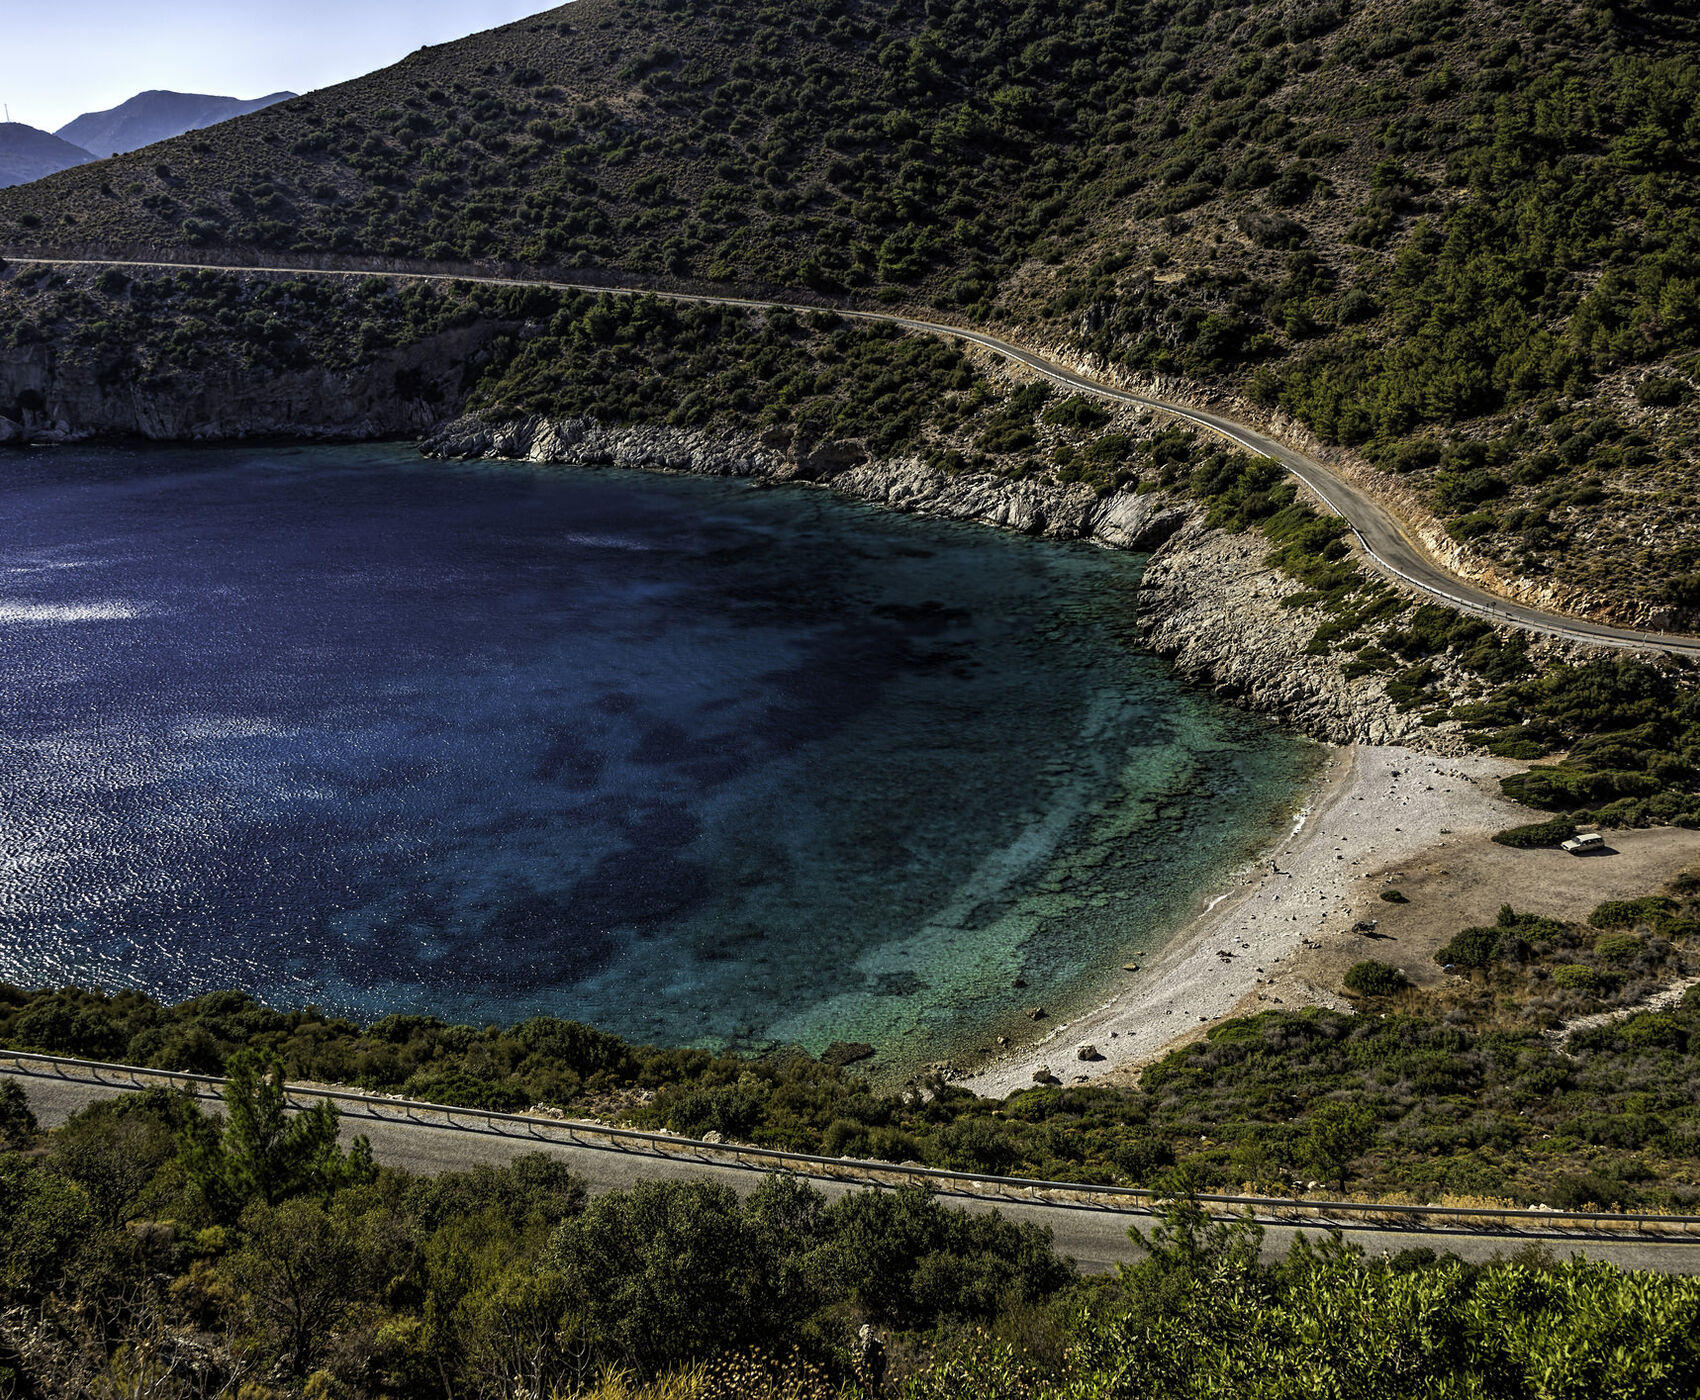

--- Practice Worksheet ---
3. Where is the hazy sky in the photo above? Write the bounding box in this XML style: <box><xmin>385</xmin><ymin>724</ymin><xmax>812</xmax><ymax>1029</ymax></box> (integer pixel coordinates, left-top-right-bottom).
<box><xmin>6</xmin><ymin>1</ymin><xmax>564</xmax><ymax>134</ymax></box>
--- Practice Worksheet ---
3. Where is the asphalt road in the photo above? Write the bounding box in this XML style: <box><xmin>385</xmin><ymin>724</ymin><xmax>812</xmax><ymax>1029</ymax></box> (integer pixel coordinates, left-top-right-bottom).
<box><xmin>13</xmin><ymin>1069</ymin><xmax>1700</xmax><ymax>1277</ymax></box>
<box><xmin>11</xmin><ymin>253</ymin><xmax>1699</xmax><ymax>659</ymax></box>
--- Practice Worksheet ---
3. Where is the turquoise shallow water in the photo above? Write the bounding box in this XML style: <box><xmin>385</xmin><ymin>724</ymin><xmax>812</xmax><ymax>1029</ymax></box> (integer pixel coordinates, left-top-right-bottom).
<box><xmin>0</xmin><ymin>444</ymin><xmax>1318</xmax><ymax>1075</ymax></box>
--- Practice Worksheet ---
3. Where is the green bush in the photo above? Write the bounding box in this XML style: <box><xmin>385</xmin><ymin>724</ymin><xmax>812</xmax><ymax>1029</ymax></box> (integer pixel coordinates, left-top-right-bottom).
<box><xmin>1593</xmin><ymin>934</ymin><xmax>1643</xmax><ymax>963</ymax></box>
<box><xmin>1589</xmin><ymin>896</ymin><xmax>1678</xmax><ymax>929</ymax></box>
<box><xmin>1492</xmin><ymin>818</ymin><xmax>1577</xmax><ymax>848</ymax></box>
<box><xmin>1342</xmin><ymin>961</ymin><xmax>1411</xmax><ymax>997</ymax></box>
<box><xmin>1551</xmin><ymin>963</ymin><xmax>1612</xmax><ymax>992</ymax></box>
<box><xmin>1435</xmin><ymin>926</ymin><xmax>1500</xmax><ymax>969</ymax></box>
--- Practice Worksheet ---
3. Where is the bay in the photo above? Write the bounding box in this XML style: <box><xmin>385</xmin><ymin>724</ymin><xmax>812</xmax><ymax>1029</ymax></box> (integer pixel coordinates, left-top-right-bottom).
<box><xmin>0</xmin><ymin>444</ymin><xmax>1319</xmax><ymax>1075</ymax></box>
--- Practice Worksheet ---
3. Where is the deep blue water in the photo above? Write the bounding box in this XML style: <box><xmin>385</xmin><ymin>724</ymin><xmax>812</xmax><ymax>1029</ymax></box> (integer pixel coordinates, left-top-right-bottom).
<box><xmin>0</xmin><ymin>445</ymin><xmax>1317</xmax><ymax>1071</ymax></box>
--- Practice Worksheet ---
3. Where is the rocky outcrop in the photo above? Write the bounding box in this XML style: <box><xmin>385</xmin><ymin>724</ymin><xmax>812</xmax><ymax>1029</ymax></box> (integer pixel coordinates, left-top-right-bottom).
<box><xmin>1137</xmin><ymin>519</ymin><xmax>1486</xmax><ymax>751</ymax></box>
<box><xmin>421</xmin><ymin>413</ymin><xmax>1194</xmax><ymax>552</ymax></box>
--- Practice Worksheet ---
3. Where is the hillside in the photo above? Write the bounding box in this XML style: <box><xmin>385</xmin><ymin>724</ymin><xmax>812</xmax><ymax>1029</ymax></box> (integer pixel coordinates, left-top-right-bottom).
<box><xmin>0</xmin><ymin>123</ymin><xmax>93</xmax><ymax>189</ymax></box>
<box><xmin>1</xmin><ymin>0</ymin><xmax>1698</xmax><ymax>628</ymax></box>
<box><xmin>54</xmin><ymin>89</ymin><xmax>297</xmax><ymax>159</ymax></box>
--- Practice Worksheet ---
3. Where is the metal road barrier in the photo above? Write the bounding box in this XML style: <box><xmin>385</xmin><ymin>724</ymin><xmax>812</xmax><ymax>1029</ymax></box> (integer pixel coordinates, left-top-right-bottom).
<box><xmin>6</xmin><ymin>1049</ymin><xmax>1700</xmax><ymax>1244</ymax></box>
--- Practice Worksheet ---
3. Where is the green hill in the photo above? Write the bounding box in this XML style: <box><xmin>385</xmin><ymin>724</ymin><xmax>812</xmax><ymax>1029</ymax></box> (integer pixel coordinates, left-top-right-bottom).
<box><xmin>3</xmin><ymin>0</ymin><xmax>1699</xmax><ymax>623</ymax></box>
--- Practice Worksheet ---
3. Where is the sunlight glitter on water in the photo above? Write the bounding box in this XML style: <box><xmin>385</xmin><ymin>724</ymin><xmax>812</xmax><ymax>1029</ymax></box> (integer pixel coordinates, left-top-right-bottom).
<box><xmin>0</xmin><ymin>444</ymin><xmax>1318</xmax><ymax>1075</ymax></box>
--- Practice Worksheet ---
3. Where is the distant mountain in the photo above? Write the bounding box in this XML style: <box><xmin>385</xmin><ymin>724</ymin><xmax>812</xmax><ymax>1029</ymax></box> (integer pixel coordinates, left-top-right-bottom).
<box><xmin>0</xmin><ymin>123</ymin><xmax>95</xmax><ymax>189</ymax></box>
<box><xmin>56</xmin><ymin>90</ymin><xmax>296</xmax><ymax>158</ymax></box>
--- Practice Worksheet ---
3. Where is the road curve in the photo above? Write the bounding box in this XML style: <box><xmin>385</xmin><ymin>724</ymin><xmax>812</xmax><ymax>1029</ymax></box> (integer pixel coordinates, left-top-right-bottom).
<box><xmin>9</xmin><ymin>1059</ymin><xmax>1700</xmax><ymax>1276</ymax></box>
<box><xmin>10</xmin><ymin>253</ymin><xmax>1699</xmax><ymax>658</ymax></box>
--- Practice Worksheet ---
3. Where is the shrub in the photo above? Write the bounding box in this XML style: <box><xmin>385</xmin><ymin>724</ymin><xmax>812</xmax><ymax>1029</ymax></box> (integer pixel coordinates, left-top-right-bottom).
<box><xmin>1589</xmin><ymin>897</ymin><xmax>1677</xmax><ymax>930</ymax></box>
<box><xmin>1380</xmin><ymin>889</ymin><xmax>1410</xmax><ymax>904</ymax></box>
<box><xmin>1041</xmin><ymin>396</ymin><xmax>1110</xmax><ymax>431</ymax></box>
<box><xmin>1501</xmin><ymin>767</ymin><xmax>1662</xmax><ymax>811</ymax></box>
<box><xmin>0</xmin><ymin>1080</ymin><xmax>36</xmax><ymax>1150</ymax></box>
<box><xmin>1634</xmin><ymin>377</ymin><xmax>1690</xmax><ymax>407</ymax></box>
<box><xmin>1492</xmin><ymin>818</ymin><xmax>1576</xmax><ymax>849</ymax></box>
<box><xmin>1593</xmin><ymin>935</ymin><xmax>1642</xmax><ymax>963</ymax></box>
<box><xmin>1617</xmin><ymin>1013</ymin><xmax>1687</xmax><ymax>1050</ymax></box>
<box><xmin>1435</xmin><ymin>926</ymin><xmax>1500</xmax><ymax>969</ymax></box>
<box><xmin>1551</xmin><ymin>964</ymin><xmax>1615</xmax><ymax>993</ymax></box>
<box><xmin>1343</xmin><ymin>961</ymin><xmax>1410</xmax><ymax>996</ymax></box>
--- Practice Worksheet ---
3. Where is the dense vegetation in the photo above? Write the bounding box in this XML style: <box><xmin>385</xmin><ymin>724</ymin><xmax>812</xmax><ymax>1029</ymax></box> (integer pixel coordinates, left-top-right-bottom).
<box><xmin>0</xmin><ymin>263</ymin><xmax>1152</xmax><ymax>482</ymax></box>
<box><xmin>4</xmin><ymin>1068</ymin><xmax>1697</xmax><ymax>1398</ymax></box>
<box><xmin>4</xmin><ymin>0</ymin><xmax>1699</xmax><ymax>618</ymax></box>
<box><xmin>7</xmin><ymin>865</ymin><xmax>1699</xmax><ymax>1211</ymax></box>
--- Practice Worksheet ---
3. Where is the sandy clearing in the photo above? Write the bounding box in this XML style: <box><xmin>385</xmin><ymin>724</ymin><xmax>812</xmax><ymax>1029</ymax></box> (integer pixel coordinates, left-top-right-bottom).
<box><xmin>1273</xmin><ymin>824</ymin><xmax>1700</xmax><ymax>1004</ymax></box>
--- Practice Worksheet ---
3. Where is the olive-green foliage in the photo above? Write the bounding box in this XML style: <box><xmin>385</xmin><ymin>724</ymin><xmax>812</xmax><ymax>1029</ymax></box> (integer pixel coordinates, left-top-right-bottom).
<box><xmin>1491</xmin><ymin>816</ymin><xmax>1577</xmax><ymax>848</ymax></box>
<box><xmin>1301</xmin><ymin>1099</ymin><xmax>1378</xmax><ymax>1190</ymax></box>
<box><xmin>1478</xmin><ymin>664</ymin><xmax>1700</xmax><ymax>826</ymax></box>
<box><xmin>467</xmin><ymin>292</ymin><xmax>987</xmax><ymax>456</ymax></box>
<box><xmin>0</xmin><ymin>1112</ymin><xmax>1070</xmax><ymax>1394</ymax></box>
<box><xmin>178</xmin><ymin>1048</ymin><xmax>376</xmax><ymax>1219</ymax></box>
<box><xmin>1590</xmin><ymin>895</ymin><xmax>1679</xmax><ymax>930</ymax></box>
<box><xmin>551</xmin><ymin>1177</ymin><xmax>1068</xmax><ymax>1377</ymax></box>
<box><xmin>0</xmin><ymin>1078</ymin><xmax>35</xmax><ymax>1150</ymax></box>
<box><xmin>1342</xmin><ymin>960</ymin><xmax>1410</xmax><ymax>997</ymax></box>
<box><xmin>1042</xmin><ymin>1205</ymin><xmax>1700</xmax><ymax>1400</ymax></box>
<box><xmin>0</xmin><ymin>1151</ymin><xmax>95</xmax><ymax>1302</ymax></box>
<box><xmin>47</xmin><ymin>1088</ymin><xmax>194</xmax><ymax>1227</ymax></box>
<box><xmin>11</xmin><ymin>1109</ymin><xmax>1698</xmax><ymax>1400</ymax></box>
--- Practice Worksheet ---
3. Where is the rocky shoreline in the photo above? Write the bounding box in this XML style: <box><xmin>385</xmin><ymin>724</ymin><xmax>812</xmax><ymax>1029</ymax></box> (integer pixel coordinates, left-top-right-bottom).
<box><xmin>420</xmin><ymin>413</ymin><xmax>1197</xmax><ymax>552</ymax></box>
<box><xmin>421</xmin><ymin>412</ymin><xmax>1507</xmax><ymax>750</ymax></box>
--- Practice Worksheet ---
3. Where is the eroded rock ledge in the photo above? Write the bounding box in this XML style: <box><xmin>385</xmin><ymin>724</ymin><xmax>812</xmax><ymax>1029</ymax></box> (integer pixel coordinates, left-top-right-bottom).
<box><xmin>1138</xmin><ymin>520</ymin><xmax>1481</xmax><ymax>752</ymax></box>
<box><xmin>421</xmin><ymin>414</ymin><xmax>1194</xmax><ymax>551</ymax></box>
<box><xmin>422</xmin><ymin>414</ymin><xmax>1514</xmax><ymax>753</ymax></box>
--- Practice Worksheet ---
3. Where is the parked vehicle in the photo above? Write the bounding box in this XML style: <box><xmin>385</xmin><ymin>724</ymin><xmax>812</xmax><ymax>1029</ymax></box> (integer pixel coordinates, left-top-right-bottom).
<box><xmin>1560</xmin><ymin>832</ymin><xmax>1605</xmax><ymax>855</ymax></box>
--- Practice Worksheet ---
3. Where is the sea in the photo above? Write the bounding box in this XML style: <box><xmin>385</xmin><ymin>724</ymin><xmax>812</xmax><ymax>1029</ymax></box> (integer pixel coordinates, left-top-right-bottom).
<box><xmin>0</xmin><ymin>444</ymin><xmax>1319</xmax><ymax>1075</ymax></box>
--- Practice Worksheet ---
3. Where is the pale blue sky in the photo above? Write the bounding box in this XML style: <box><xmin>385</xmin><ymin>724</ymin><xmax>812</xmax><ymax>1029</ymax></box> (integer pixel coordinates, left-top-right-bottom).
<box><xmin>8</xmin><ymin>1</ymin><xmax>564</xmax><ymax>134</ymax></box>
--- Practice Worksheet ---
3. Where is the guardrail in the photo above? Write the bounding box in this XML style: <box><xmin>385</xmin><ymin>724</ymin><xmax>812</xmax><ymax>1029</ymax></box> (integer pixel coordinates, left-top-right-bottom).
<box><xmin>7</xmin><ymin>1049</ymin><xmax>1700</xmax><ymax>1243</ymax></box>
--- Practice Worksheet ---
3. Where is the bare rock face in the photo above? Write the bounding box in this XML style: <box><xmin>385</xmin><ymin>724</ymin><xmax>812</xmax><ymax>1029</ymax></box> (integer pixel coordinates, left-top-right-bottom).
<box><xmin>1135</xmin><ymin>519</ymin><xmax>1483</xmax><ymax>751</ymax></box>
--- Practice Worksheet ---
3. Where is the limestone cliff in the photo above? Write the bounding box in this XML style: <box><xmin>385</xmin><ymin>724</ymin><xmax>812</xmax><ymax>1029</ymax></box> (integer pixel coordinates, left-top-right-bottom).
<box><xmin>420</xmin><ymin>414</ymin><xmax>1195</xmax><ymax>552</ymax></box>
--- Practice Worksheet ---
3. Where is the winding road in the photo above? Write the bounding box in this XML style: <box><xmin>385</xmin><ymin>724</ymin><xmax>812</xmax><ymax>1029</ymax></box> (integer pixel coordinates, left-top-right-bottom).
<box><xmin>8</xmin><ymin>1053</ymin><xmax>1700</xmax><ymax>1275</ymax></box>
<box><xmin>9</xmin><ymin>253</ymin><xmax>1700</xmax><ymax>658</ymax></box>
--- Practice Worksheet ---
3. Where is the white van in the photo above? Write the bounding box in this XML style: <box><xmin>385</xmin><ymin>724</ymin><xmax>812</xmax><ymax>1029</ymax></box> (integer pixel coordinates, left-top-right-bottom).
<box><xmin>1560</xmin><ymin>832</ymin><xmax>1605</xmax><ymax>855</ymax></box>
